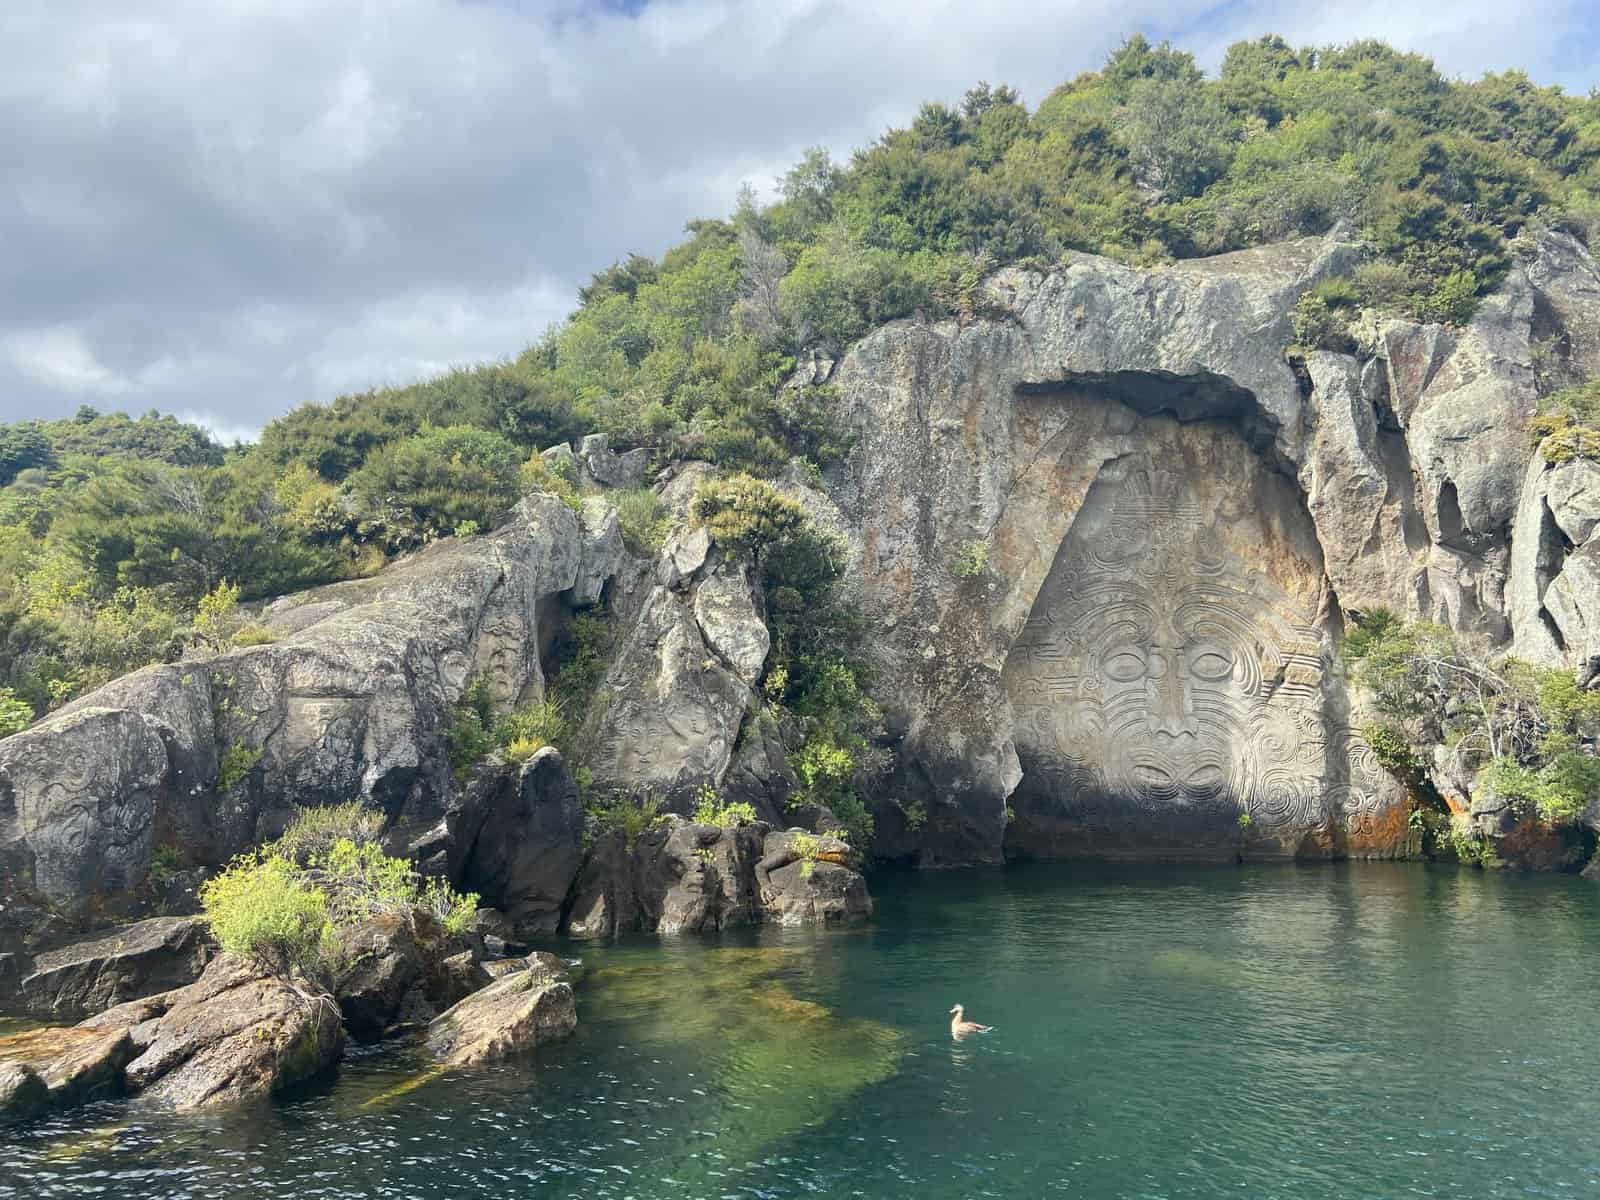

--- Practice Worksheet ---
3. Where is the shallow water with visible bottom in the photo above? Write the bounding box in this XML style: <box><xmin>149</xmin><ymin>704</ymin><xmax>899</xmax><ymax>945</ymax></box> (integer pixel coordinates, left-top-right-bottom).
<box><xmin>5</xmin><ymin>861</ymin><xmax>1599</xmax><ymax>1199</ymax></box>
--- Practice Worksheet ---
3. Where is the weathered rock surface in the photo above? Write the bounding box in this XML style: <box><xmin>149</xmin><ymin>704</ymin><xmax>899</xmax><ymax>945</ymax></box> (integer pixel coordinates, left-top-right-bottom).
<box><xmin>425</xmin><ymin>967</ymin><xmax>576</xmax><ymax>1067</ymax></box>
<box><xmin>563</xmin><ymin>818</ymin><xmax>872</xmax><ymax>937</ymax></box>
<box><xmin>0</xmin><ymin>1061</ymin><xmax>48</xmax><ymax>1121</ymax></box>
<box><xmin>329</xmin><ymin>917</ymin><xmax>488</xmax><ymax>1043</ymax></box>
<box><xmin>796</xmin><ymin>229</ymin><xmax>1594</xmax><ymax>865</ymax></box>
<box><xmin>756</xmin><ymin>830</ymin><xmax>873</xmax><ymax>925</ymax></box>
<box><xmin>0</xmin><ymin>494</ymin><xmax>619</xmax><ymax>913</ymax></box>
<box><xmin>18</xmin><ymin>915</ymin><xmax>215</xmax><ymax>1020</ymax></box>
<box><xmin>0</xmin><ymin>1025</ymin><xmax>135</xmax><ymax>1114</ymax></box>
<box><xmin>94</xmin><ymin>956</ymin><xmax>344</xmax><ymax>1110</ymax></box>
<box><xmin>444</xmin><ymin>749</ymin><xmax>583</xmax><ymax>938</ymax></box>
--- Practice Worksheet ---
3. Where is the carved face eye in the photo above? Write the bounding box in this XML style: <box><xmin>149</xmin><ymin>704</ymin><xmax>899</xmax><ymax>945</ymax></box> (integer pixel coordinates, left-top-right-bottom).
<box><xmin>1103</xmin><ymin>647</ymin><xmax>1146</xmax><ymax>683</ymax></box>
<box><xmin>1189</xmin><ymin>646</ymin><xmax>1234</xmax><ymax>682</ymax></box>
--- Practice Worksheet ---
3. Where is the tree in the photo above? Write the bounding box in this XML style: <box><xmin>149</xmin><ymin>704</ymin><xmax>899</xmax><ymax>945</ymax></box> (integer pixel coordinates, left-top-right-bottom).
<box><xmin>1117</xmin><ymin>77</ymin><xmax>1238</xmax><ymax>198</ymax></box>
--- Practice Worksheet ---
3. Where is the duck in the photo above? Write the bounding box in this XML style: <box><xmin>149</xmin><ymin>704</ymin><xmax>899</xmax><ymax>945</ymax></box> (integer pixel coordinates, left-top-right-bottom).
<box><xmin>949</xmin><ymin>1004</ymin><xmax>993</xmax><ymax>1037</ymax></box>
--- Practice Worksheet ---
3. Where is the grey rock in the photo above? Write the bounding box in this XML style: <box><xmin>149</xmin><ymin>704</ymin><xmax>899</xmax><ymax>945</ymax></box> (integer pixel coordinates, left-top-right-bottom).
<box><xmin>573</xmin><ymin>498</ymin><xmax>624</xmax><ymax>606</ymax></box>
<box><xmin>19</xmin><ymin>915</ymin><xmax>214</xmax><ymax>1020</ymax></box>
<box><xmin>449</xmin><ymin>749</ymin><xmax>583</xmax><ymax>938</ymax></box>
<box><xmin>0</xmin><ymin>496</ymin><xmax>617</xmax><ymax>913</ymax></box>
<box><xmin>583</xmin><ymin>583</ymin><xmax>757</xmax><ymax>804</ymax></box>
<box><xmin>114</xmin><ymin>956</ymin><xmax>343</xmax><ymax>1110</ymax></box>
<box><xmin>692</xmin><ymin>562</ymin><xmax>770</xmax><ymax>687</ymax></box>
<box><xmin>756</xmin><ymin>830</ymin><xmax>873</xmax><ymax>925</ymax></box>
<box><xmin>329</xmin><ymin>917</ymin><xmax>484</xmax><ymax>1043</ymax></box>
<box><xmin>658</xmin><ymin>524</ymin><xmax>711</xmax><ymax>589</ymax></box>
<box><xmin>578</xmin><ymin>433</ymin><xmax>651</xmax><ymax>489</ymax></box>
<box><xmin>1545</xmin><ymin>460</ymin><xmax>1600</xmax><ymax>547</ymax></box>
<box><xmin>0</xmin><ymin>1062</ymin><xmax>48</xmax><ymax>1122</ymax></box>
<box><xmin>425</xmin><ymin>969</ymin><xmax>576</xmax><ymax>1067</ymax></box>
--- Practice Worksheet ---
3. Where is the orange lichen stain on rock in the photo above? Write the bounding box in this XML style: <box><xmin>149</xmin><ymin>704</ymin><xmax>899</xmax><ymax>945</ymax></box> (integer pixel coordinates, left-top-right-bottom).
<box><xmin>1498</xmin><ymin>817</ymin><xmax>1576</xmax><ymax>871</ymax></box>
<box><xmin>1442</xmin><ymin>791</ymin><xmax>1470</xmax><ymax>817</ymax></box>
<box><xmin>0</xmin><ymin>1026</ymin><xmax>105</xmax><ymax>1068</ymax></box>
<box><xmin>1347</xmin><ymin>800</ymin><xmax>1413</xmax><ymax>857</ymax></box>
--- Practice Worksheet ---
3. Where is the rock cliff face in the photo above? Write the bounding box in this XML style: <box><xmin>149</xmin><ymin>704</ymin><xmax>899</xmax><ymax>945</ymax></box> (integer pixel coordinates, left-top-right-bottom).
<box><xmin>6</xmin><ymin>229</ymin><xmax>1600</xmax><ymax>927</ymax></box>
<box><xmin>810</xmin><ymin>229</ymin><xmax>1600</xmax><ymax>865</ymax></box>
<box><xmin>0</xmin><ymin>493</ymin><xmax>614</xmax><ymax>912</ymax></box>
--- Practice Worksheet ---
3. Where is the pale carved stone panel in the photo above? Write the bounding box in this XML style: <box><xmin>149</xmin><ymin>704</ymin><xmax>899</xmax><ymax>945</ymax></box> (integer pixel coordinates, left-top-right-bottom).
<box><xmin>1003</xmin><ymin>455</ymin><xmax>1391</xmax><ymax>846</ymax></box>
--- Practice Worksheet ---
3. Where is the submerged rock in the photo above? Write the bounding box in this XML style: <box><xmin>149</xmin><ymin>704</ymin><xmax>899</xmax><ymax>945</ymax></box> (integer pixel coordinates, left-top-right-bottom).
<box><xmin>424</xmin><ymin>967</ymin><xmax>576</xmax><ymax>1067</ymax></box>
<box><xmin>18</xmin><ymin>915</ymin><xmax>215</xmax><ymax>1020</ymax></box>
<box><xmin>0</xmin><ymin>1024</ymin><xmax>136</xmax><ymax>1119</ymax></box>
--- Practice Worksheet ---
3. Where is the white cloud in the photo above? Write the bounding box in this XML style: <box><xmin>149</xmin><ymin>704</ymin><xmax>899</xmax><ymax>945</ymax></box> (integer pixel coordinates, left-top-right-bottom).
<box><xmin>0</xmin><ymin>0</ymin><xmax>1594</xmax><ymax>428</ymax></box>
<box><xmin>2</xmin><ymin>326</ymin><xmax>128</xmax><ymax>396</ymax></box>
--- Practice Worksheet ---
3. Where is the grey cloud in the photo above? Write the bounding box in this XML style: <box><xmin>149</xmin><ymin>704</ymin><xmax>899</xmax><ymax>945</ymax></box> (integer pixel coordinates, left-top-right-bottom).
<box><xmin>0</xmin><ymin>0</ymin><xmax>1594</xmax><ymax>436</ymax></box>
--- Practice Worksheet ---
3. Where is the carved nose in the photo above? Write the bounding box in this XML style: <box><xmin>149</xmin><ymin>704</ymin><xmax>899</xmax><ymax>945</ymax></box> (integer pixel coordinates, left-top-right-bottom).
<box><xmin>1147</xmin><ymin>649</ymin><xmax>1193</xmax><ymax>736</ymax></box>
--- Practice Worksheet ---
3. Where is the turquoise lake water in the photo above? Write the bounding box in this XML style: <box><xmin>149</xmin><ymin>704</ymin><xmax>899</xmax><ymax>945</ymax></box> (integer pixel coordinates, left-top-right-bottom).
<box><xmin>4</xmin><ymin>861</ymin><xmax>1599</xmax><ymax>1199</ymax></box>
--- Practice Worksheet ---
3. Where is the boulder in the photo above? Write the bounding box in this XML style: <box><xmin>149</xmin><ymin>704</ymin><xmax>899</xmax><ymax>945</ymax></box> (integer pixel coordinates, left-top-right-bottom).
<box><xmin>573</xmin><ymin>498</ymin><xmax>625</xmax><ymax>605</ymax></box>
<box><xmin>756</xmin><ymin>830</ymin><xmax>873</xmax><ymax>926</ymax></box>
<box><xmin>103</xmin><ymin>956</ymin><xmax>343</xmax><ymax>1110</ymax></box>
<box><xmin>577</xmin><ymin>433</ymin><xmax>651</xmax><ymax>489</ymax></box>
<box><xmin>329</xmin><ymin>916</ymin><xmax>487</xmax><ymax>1043</ymax></box>
<box><xmin>0</xmin><ymin>1062</ymin><xmax>48</xmax><ymax>1122</ymax></box>
<box><xmin>448</xmin><ymin>749</ymin><xmax>583</xmax><ymax>939</ymax></box>
<box><xmin>564</xmin><ymin>819</ymin><xmax>866</xmax><ymax>937</ymax></box>
<box><xmin>583</xmin><ymin>580</ymin><xmax>759</xmax><ymax>805</ymax></box>
<box><xmin>425</xmin><ymin>969</ymin><xmax>576</xmax><ymax>1067</ymax></box>
<box><xmin>19</xmin><ymin>915</ymin><xmax>214</xmax><ymax>1020</ymax></box>
<box><xmin>0</xmin><ymin>1025</ymin><xmax>135</xmax><ymax>1115</ymax></box>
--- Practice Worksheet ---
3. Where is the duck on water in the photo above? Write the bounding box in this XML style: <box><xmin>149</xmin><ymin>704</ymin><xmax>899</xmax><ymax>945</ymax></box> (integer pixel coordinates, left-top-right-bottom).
<box><xmin>949</xmin><ymin>1004</ymin><xmax>993</xmax><ymax>1038</ymax></box>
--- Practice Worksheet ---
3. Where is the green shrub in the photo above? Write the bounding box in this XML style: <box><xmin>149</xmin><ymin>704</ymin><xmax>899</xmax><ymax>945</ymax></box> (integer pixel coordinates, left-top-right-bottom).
<box><xmin>504</xmin><ymin>736</ymin><xmax>545</xmax><ymax>764</ymax></box>
<box><xmin>691</xmin><ymin>786</ymin><xmax>758</xmax><ymax>828</ymax></box>
<box><xmin>519</xmin><ymin>453</ymin><xmax>584</xmax><ymax>514</ymax></box>
<box><xmin>1360</xmin><ymin>721</ymin><xmax>1423</xmax><ymax>776</ymax></box>
<box><xmin>691</xmin><ymin>475</ymin><xmax>808</xmax><ymax>559</ymax></box>
<box><xmin>272</xmin><ymin>802</ymin><xmax>384</xmax><ymax>866</ymax></box>
<box><xmin>218</xmin><ymin>744</ymin><xmax>263</xmax><ymax>791</ymax></box>
<box><xmin>444</xmin><ymin>676</ymin><xmax>497</xmax><ymax>778</ymax></box>
<box><xmin>1290</xmin><ymin>292</ymin><xmax>1355</xmax><ymax>352</ymax></box>
<box><xmin>585</xmin><ymin>792</ymin><xmax>666</xmax><ymax>849</ymax></box>
<box><xmin>0</xmin><ymin>687</ymin><xmax>33</xmax><ymax>738</ymax></box>
<box><xmin>615</xmin><ymin>487</ymin><xmax>669</xmax><ymax>555</ymax></box>
<box><xmin>231</xmin><ymin>623</ymin><xmax>278</xmax><ymax>647</ymax></box>
<box><xmin>147</xmin><ymin>843</ymin><xmax>185</xmax><ymax>886</ymax></box>
<box><xmin>496</xmin><ymin>700</ymin><xmax>567</xmax><ymax>753</ymax></box>
<box><xmin>346</xmin><ymin>425</ymin><xmax>522</xmax><ymax>546</ymax></box>
<box><xmin>199</xmin><ymin>852</ymin><xmax>331</xmax><ymax>977</ymax></box>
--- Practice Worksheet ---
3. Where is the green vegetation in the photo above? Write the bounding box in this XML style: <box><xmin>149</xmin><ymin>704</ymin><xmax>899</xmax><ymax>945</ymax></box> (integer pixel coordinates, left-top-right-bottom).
<box><xmin>689</xmin><ymin>476</ymin><xmax>883</xmax><ymax>847</ymax></box>
<box><xmin>5</xmin><ymin>34</ymin><xmax>1597</xmax><ymax>747</ymax></box>
<box><xmin>690</xmin><ymin>786</ymin><xmax>758</xmax><ymax>828</ymax></box>
<box><xmin>953</xmin><ymin>538</ymin><xmax>989</xmax><ymax>579</ymax></box>
<box><xmin>1344</xmin><ymin>610</ymin><xmax>1600</xmax><ymax>834</ymax></box>
<box><xmin>200</xmin><ymin>831</ymin><xmax>478</xmax><ymax>982</ymax></box>
<box><xmin>584</xmin><ymin>792</ymin><xmax>666</xmax><ymax>849</ymax></box>
<box><xmin>0</xmin><ymin>687</ymin><xmax>31</xmax><ymax>738</ymax></box>
<box><xmin>615</xmin><ymin>487</ymin><xmax>670</xmax><ymax>555</ymax></box>
<box><xmin>1528</xmin><ymin>380</ymin><xmax>1600</xmax><ymax>463</ymax></box>
<box><xmin>217</xmin><ymin>743</ymin><xmax>263</xmax><ymax>791</ymax></box>
<box><xmin>271</xmin><ymin>802</ymin><xmax>384</xmax><ymax>866</ymax></box>
<box><xmin>444</xmin><ymin>677</ymin><xmax>573</xmax><ymax>778</ymax></box>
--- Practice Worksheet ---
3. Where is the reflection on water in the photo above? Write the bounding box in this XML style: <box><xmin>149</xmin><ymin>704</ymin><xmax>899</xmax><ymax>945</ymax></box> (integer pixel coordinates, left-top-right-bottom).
<box><xmin>3</xmin><ymin>862</ymin><xmax>1599</xmax><ymax>1199</ymax></box>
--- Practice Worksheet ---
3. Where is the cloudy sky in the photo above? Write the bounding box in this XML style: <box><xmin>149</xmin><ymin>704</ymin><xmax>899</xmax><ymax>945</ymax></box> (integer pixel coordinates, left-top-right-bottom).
<box><xmin>3</xmin><ymin>1</ymin><xmax>1597</xmax><ymax>440</ymax></box>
